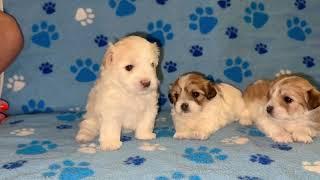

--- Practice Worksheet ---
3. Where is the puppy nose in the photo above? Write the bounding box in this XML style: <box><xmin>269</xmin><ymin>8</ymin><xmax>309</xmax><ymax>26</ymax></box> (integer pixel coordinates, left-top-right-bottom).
<box><xmin>140</xmin><ymin>80</ymin><xmax>151</xmax><ymax>88</ymax></box>
<box><xmin>181</xmin><ymin>103</ymin><xmax>189</xmax><ymax>112</ymax></box>
<box><xmin>266</xmin><ymin>106</ymin><xmax>274</xmax><ymax>114</ymax></box>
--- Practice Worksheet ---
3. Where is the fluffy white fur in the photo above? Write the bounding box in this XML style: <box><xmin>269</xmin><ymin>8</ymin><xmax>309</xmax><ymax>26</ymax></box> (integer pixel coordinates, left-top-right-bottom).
<box><xmin>170</xmin><ymin>73</ymin><xmax>245</xmax><ymax>140</ymax></box>
<box><xmin>75</xmin><ymin>36</ymin><xmax>160</xmax><ymax>151</ymax></box>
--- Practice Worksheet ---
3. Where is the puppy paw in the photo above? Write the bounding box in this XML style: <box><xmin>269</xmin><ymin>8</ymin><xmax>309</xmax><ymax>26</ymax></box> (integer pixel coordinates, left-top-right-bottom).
<box><xmin>75</xmin><ymin>132</ymin><xmax>95</xmax><ymax>143</ymax></box>
<box><xmin>99</xmin><ymin>140</ymin><xmax>122</xmax><ymax>151</ymax></box>
<box><xmin>271</xmin><ymin>132</ymin><xmax>293</xmax><ymax>143</ymax></box>
<box><xmin>239</xmin><ymin>118</ymin><xmax>253</xmax><ymax>126</ymax></box>
<box><xmin>292</xmin><ymin>133</ymin><xmax>313</xmax><ymax>144</ymax></box>
<box><xmin>193</xmin><ymin>132</ymin><xmax>210</xmax><ymax>140</ymax></box>
<box><xmin>135</xmin><ymin>132</ymin><xmax>156</xmax><ymax>140</ymax></box>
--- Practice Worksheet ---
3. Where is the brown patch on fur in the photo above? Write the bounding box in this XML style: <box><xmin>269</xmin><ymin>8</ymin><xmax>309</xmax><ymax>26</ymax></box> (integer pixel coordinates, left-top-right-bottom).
<box><xmin>243</xmin><ymin>80</ymin><xmax>271</xmax><ymax>103</ymax></box>
<box><xmin>307</xmin><ymin>89</ymin><xmax>320</xmax><ymax>110</ymax></box>
<box><xmin>168</xmin><ymin>78</ymin><xmax>181</xmax><ymax>104</ymax></box>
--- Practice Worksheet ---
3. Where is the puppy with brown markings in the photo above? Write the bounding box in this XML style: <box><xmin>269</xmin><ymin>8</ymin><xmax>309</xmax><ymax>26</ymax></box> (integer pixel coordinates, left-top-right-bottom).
<box><xmin>240</xmin><ymin>74</ymin><xmax>320</xmax><ymax>143</ymax></box>
<box><xmin>168</xmin><ymin>72</ymin><xmax>245</xmax><ymax>140</ymax></box>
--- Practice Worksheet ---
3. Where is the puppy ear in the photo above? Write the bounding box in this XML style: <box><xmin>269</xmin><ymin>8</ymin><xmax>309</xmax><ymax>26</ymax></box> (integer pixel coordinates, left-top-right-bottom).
<box><xmin>206</xmin><ymin>82</ymin><xmax>217</xmax><ymax>100</ymax></box>
<box><xmin>102</xmin><ymin>43</ymin><xmax>114</xmax><ymax>67</ymax></box>
<box><xmin>307</xmin><ymin>89</ymin><xmax>320</xmax><ymax>110</ymax></box>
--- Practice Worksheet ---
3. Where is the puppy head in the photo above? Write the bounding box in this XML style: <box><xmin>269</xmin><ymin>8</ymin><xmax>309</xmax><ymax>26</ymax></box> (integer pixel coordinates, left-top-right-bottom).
<box><xmin>168</xmin><ymin>72</ymin><xmax>217</xmax><ymax>115</ymax></box>
<box><xmin>102</xmin><ymin>36</ymin><xmax>160</xmax><ymax>94</ymax></box>
<box><xmin>266</xmin><ymin>75</ymin><xmax>320</xmax><ymax>120</ymax></box>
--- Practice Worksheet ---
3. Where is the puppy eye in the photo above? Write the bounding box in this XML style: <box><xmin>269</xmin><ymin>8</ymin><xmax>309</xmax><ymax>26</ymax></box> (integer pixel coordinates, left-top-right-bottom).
<box><xmin>192</xmin><ymin>91</ymin><xmax>200</xmax><ymax>98</ymax></box>
<box><xmin>125</xmin><ymin>65</ymin><xmax>134</xmax><ymax>71</ymax></box>
<box><xmin>284</xmin><ymin>96</ymin><xmax>293</xmax><ymax>104</ymax></box>
<box><xmin>174</xmin><ymin>93</ymin><xmax>179</xmax><ymax>99</ymax></box>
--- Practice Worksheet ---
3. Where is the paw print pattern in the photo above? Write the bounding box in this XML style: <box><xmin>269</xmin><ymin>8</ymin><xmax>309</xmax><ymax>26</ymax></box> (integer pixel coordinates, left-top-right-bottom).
<box><xmin>9</xmin><ymin>120</ymin><xmax>24</xmax><ymax>125</ymax></box>
<box><xmin>70</xmin><ymin>58</ymin><xmax>100</xmax><ymax>82</ymax></box>
<box><xmin>147</xmin><ymin>20</ymin><xmax>174</xmax><ymax>47</ymax></box>
<box><xmin>244</xmin><ymin>2</ymin><xmax>269</xmax><ymax>29</ymax></box>
<box><xmin>223</xmin><ymin>57</ymin><xmax>252</xmax><ymax>83</ymax></box>
<box><xmin>153</xmin><ymin>126</ymin><xmax>175</xmax><ymax>138</ymax></box>
<box><xmin>56</xmin><ymin>107</ymin><xmax>83</xmax><ymax>122</ymax></box>
<box><xmin>303</xmin><ymin>56</ymin><xmax>315</xmax><ymax>68</ymax></box>
<box><xmin>206</xmin><ymin>74</ymin><xmax>222</xmax><ymax>83</ymax></box>
<box><xmin>183</xmin><ymin>146</ymin><xmax>228</xmax><ymax>164</ymax></box>
<box><xmin>94</xmin><ymin>35</ymin><xmax>108</xmax><ymax>47</ymax></box>
<box><xmin>2</xmin><ymin>160</ymin><xmax>27</xmax><ymax>170</ymax></box>
<box><xmin>21</xmin><ymin>99</ymin><xmax>53</xmax><ymax>114</ymax></box>
<box><xmin>121</xmin><ymin>135</ymin><xmax>132</xmax><ymax>142</ymax></box>
<box><xmin>6</xmin><ymin>75</ymin><xmax>26</xmax><ymax>92</ymax></box>
<box><xmin>163</xmin><ymin>61</ymin><xmax>177</xmax><ymax>73</ymax></box>
<box><xmin>39</xmin><ymin>62</ymin><xmax>53</xmax><ymax>74</ymax></box>
<box><xmin>189</xmin><ymin>7</ymin><xmax>218</xmax><ymax>34</ymax></box>
<box><xmin>42</xmin><ymin>2</ymin><xmax>56</xmax><ymax>14</ymax></box>
<box><xmin>108</xmin><ymin>0</ymin><xmax>136</xmax><ymax>17</ymax></box>
<box><xmin>156</xmin><ymin>171</ymin><xmax>201</xmax><ymax>180</ymax></box>
<box><xmin>238</xmin><ymin>176</ymin><xmax>262</xmax><ymax>180</ymax></box>
<box><xmin>295</xmin><ymin>0</ymin><xmax>306</xmax><ymax>10</ymax></box>
<box><xmin>124</xmin><ymin>156</ymin><xmax>146</xmax><ymax>166</ymax></box>
<box><xmin>225</xmin><ymin>26</ymin><xmax>238</xmax><ymax>39</ymax></box>
<box><xmin>217</xmin><ymin>0</ymin><xmax>231</xmax><ymax>9</ymax></box>
<box><xmin>189</xmin><ymin>45</ymin><xmax>203</xmax><ymax>57</ymax></box>
<box><xmin>237</xmin><ymin>126</ymin><xmax>265</xmax><ymax>137</ymax></box>
<box><xmin>56</xmin><ymin>124</ymin><xmax>73</xmax><ymax>129</ymax></box>
<box><xmin>250</xmin><ymin>154</ymin><xmax>274</xmax><ymax>165</ymax></box>
<box><xmin>78</xmin><ymin>143</ymin><xmax>99</xmax><ymax>154</ymax></box>
<box><xmin>75</xmin><ymin>8</ymin><xmax>95</xmax><ymax>26</ymax></box>
<box><xmin>42</xmin><ymin>160</ymin><xmax>94</xmax><ymax>179</ymax></box>
<box><xmin>255</xmin><ymin>43</ymin><xmax>268</xmax><ymax>54</ymax></box>
<box><xmin>303</xmin><ymin>161</ymin><xmax>320</xmax><ymax>174</ymax></box>
<box><xmin>10</xmin><ymin>128</ymin><xmax>35</xmax><ymax>136</ymax></box>
<box><xmin>271</xmin><ymin>143</ymin><xmax>292</xmax><ymax>151</ymax></box>
<box><xmin>31</xmin><ymin>21</ymin><xmax>59</xmax><ymax>48</ymax></box>
<box><xmin>16</xmin><ymin>140</ymin><xmax>57</xmax><ymax>155</ymax></box>
<box><xmin>158</xmin><ymin>92</ymin><xmax>167</xmax><ymax>107</ymax></box>
<box><xmin>287</xmin><ymin>17</ymin><xmax>312</xmax><ymax>41</ymax></box>
<box><xmin>156</xmin><ymin>0</ymin><xmax>168</xmax><ymax>5</ymax></box>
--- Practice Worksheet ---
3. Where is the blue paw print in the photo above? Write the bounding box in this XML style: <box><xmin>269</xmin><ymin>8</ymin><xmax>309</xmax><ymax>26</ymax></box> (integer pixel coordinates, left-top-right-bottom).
<box><xmin>183</xmin><ymin>146</ymin><xmax>228</xmax><ymax>164</ymax></box>
<box><xmin>206</xmin><ymin>74</ymin><xmax>222</xmax><ymax>83</ymax></box>
<box><xmin>244</xmin><ymin>2</ymin><xmax>269</xmax><ymax>29</ymax></box>
<box><xmin>32</xmin><ymin>21</ymin><xmax>59</xmax><ymax>48</ymax></box>
<box><xmin>156</xmin><ymin>0</ymin><xmax>168</xmax><ymax>5</ymax></box>
<box><xmin>56</xmin><ymin>112</ymin><xmax>83</xmax><ymax>122</ymax></box>
<box><xmin>43</xmin><ymin>160</ymin><xmax>94</xmax><ymax>180</ymax></box>
<box><xmin>158</xmin><ymin>92</ymin><xmax>167</xmax><ymax>107</ymax></box>
<box><xmin>16</xmin><ymin>140</ymin><xmax>57</xmax><ymax>155</ymax></box>
<box><xmin>225</xmin><ymin>26</ymin><xmax>238</xmax><ymax>39</ymax></box>
<box><xmin>164</xmin><ymin>61</ymin><xmax>177</xmax><ymax>73</ymax></box>
<box><xmin>295</xmin><ymin>0</ymin><xmax>306</xmax><ymax>10</ymax></box>
<box><xmin>271</xmin><ymin>143</ymin><xmax>292</xmax><ymax>151</ymax></box>
<box><xmin>22</xmin><ymin>99</ymin><xmax>53</xmax><ymax>114</ymax></box>
<box><xmin>56</xmin><ymin>124</ymin><xmax>73</xmax><ymax>129</ymax></box>
<box><xmin>250</xmin><ymin>154</ymin><xmax>274</xmax><ymax>165</ymax></box>
<box><xmin>238</xmin><ymin>176</ymin><xmax>262</xmax><ymax>180</ymax></box>
<box><xmin>108</xmin><ymin>0</ymin><xmax>136</xmax><ymax>17</ymax></box>
<box><xmin>303</xmin><ymin>56</ymin><xmax>315</xmax><ymax>68</ymax></box>
<box><xmin>94</xmin><ymin>35</ymin><xmax>108</xmax><ymax>47</ymax></box>
<box><xmin>255</xmin><ymin>43</ymin><xmax>268</xmax><ymax>54</ymax></box>
<box><xmin>147</xmin><ymin>20</ymin><xmax>174</xmax><ymax>47</ymax></box>
<box><xmin>70</xmin><ymin>58</ymin><xmax>100</xmax><ymax>82</ymax></box>
<box><xmin>189</xmin><ymin>7</ymin><xmax>218</xmax><ymax>34</ymax></box>
<box><xmin>287</xmin><ymin>17</ymin><xmax>312</xmax><ymax>41</ymax></box>
<box><xmin>2</xmin><ymin>160</ymin><xmax>27</xmax><ymax>169</ymax></box>
<box><xmin>238</xmin><ymin>126</ymin><xmax>265</xmax><ymax>137</ymax></box>
<box><xmin>224</xmin><ymin>57</ymin><xmax>252</xmax><ymax>83</ymax></box>
<box><xmin>189</xmin><ymin>45</ymin><xmax>203</xmax><ymax>57</ymax></box>
<box><xmin>124</xmin><ymin>156</ymin><xmax>146</xmax><ymax>166</ymax></box>
<box><xmin>217</xmin><ymin>0</ymin><xmax>231</xmax><ymax>9</ymax></box>
<box><xmin>43</xmin><ymin>2</ymin><xmax>56</xmax><ymax>14</ymax></box>
<box><xmin>10</xmin><ymin>120</ymin><xmax>24</xmax><ymax>125</ymax></box>
<box><xmin>156</xmin><ymin>171</ymin><xmax>201</xmax><ymax>180</ymax></box>
<box><xmin>39</xmin><ymin>62</ymin><xmax>53</xmax><ymax>74</ymax></box>
<box><xmin>121</xmin><ymin>135</ymin><xmax>132</xmax><ymax>142</ymax></box>
<box><xmin>154</xmin><ymin>127</ymin><xmax>175</xmax><ymax>138</ymax></box>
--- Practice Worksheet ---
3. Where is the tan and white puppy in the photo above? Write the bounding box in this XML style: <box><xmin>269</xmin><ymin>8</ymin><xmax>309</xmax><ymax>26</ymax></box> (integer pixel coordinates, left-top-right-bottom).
<box><xmin>240</xmin><ymin>75</ymin><xmax>320</xmax><ymax>143</ymax></box>
<box><xmin>75</xmin><ymin>36</ymin><xmax>160</xmax><ymax>151</ymax></box>
<box><xmin>169</xmin><ymin>72</ymin><xmax>245</xmax><ymax>140</ymax></box>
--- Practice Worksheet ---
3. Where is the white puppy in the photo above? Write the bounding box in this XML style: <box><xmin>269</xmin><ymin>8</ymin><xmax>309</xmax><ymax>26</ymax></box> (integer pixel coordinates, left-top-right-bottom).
<box><xmin>240</xmin><ymin>74</ymin><xmax>320</xmax><ymax>143</ymax></box>
<box><xmin>75</xmin><ymin>36</ymin><xmax>160</xmax><ymax>151</ymax></box>
<box><xmin>168</xmin><ymin>72</ymin><xmax>245</xmax><ymax>140</ymax></box>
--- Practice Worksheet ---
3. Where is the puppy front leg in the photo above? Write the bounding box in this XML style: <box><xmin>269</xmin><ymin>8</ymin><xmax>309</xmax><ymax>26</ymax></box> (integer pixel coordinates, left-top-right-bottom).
<box><xmin>99</xmin><ymin>118</ymin><xmax>122</xmax><ymax>151</ymax></box>
<box><xmin>75</xmin><ymin>118</ymin><xmax>99</xmax><ymax>143</ymax></box>
<box><xmin>135</xmin><ymin>108</ymin><xmax>157</xmax><ymax>140</ymax></box>
<box><xmin>256</xmin><ymin>118</ymin><xmax>293</xmax><ymax>143</ymax></box>
<box><xmin>291</xmin><ymin>127</ymin><xmax>314</xmax><ymax>143</ymax></box>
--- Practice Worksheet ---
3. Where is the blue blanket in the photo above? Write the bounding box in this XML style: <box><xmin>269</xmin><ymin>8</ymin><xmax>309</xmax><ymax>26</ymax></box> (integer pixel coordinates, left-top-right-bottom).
<box><xmin>1</xmin><ymin>112</ymin><xmax>320</xmax><ymax>179</ymax></box>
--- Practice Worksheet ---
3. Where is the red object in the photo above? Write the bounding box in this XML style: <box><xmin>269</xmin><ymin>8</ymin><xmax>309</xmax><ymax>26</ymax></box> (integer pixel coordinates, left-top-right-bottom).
<box><xmin>0</xmin><ymin>99</ymin><xmax>9</xmax><ymax>123</ymax></box>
